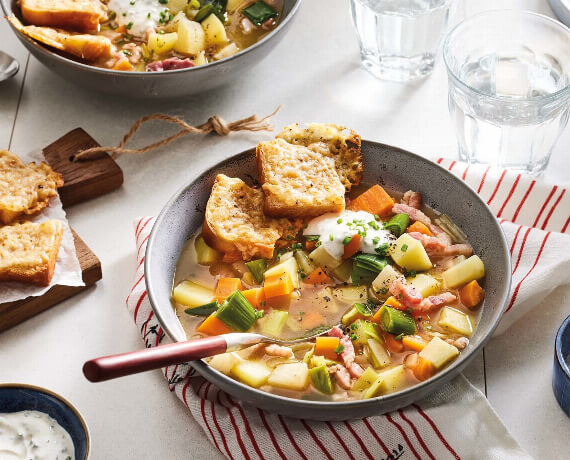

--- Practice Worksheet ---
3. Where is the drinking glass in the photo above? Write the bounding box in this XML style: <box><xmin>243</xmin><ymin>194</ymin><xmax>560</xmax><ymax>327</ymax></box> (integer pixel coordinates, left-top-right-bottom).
<box><xmin>443</xmin><ymin>10</ymin><xmax>570</xmax><ymax>175</ymax></box>
<box><xmin>350</xmin><ymin>0</ymin><xmax>453</xmax><ymax>82</ymax></box>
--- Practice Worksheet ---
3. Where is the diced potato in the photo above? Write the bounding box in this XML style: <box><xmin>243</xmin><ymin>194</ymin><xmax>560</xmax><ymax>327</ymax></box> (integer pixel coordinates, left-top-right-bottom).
<box><xmin>407</xmin><ymin>273</ymin><xmax>441</xmax><ymax>297</ymax></box>
<box><xmin>201</xmin><ymin>13</ymin><xmax>228</xmax><ymax>46</ymax></box>
<box><xmin>333</xmin><ymin>285</ymin><xmax>368</xmax><ymax>304</ymax></box>
<box><xmin>194</xmin><ymin>51</ymin><xmax>207</xmax><ymax>66</ymax></box>
<box><xmin>376</xmin><ymin>365</ymin><xmax>407</xmax><ymax>394</ymax></box>
<box><xmin>214</xmin><ymin>43</ymin><xmax>239</xmax><ymax>60</ymax></box>
<box><xmin>232</xmin><ymin>361</ymin><xmax>271</xmax><ymax>387</ymax></box>
<box><xmin>167</xmin><ymin>0</ymin><xmax>189</xmax><ymax>14</ymax></box>
<box><xmin>367</xmin><ymin>339</ymin><xmax>391</xmax><ymax>368</ymax></box>
<box><xmin>268</xmin><ymin>363</ymin><xmax>309</xmax><ymax>391</ymax></box>
<box><xmin>161</xmin><ymin>11</ymin><xmax>186</xmax><ymax>32</ymax></box>
<box><xmin>264</xmin><ymin>257</ymin><xmax>299</xmax><ymax>288</ymax></box>
<box><xmin>362</xmin><ymin>376</ymin><xmax>384</xmax><ymax>399</ymax></box>
<box><xmin>195</xmin><ymin>235</ymin><xmax>221</xmax><ymax>265</ymax></box>
<box><xmin>372</xmin><ymin>264</ymin><xmax>401</xmax><ymax>296</ymax></box>
<box><xmin>419</xmin><ymin>337</ymin><xmax>459</xmax><ymax>369</ymax></box>
<box><xmin>442</xmin><ymin>255</ymin><xmax>485</xmax><ymax>289</ymax></box>
<box><xmin>438</xmin><ymin>307</ymin><xmax>472</xmax><ymax>336</ymax></box>
<box><xmin>172</xmin><ymin>280</ymin><xmax>214</xmax><ymax>307</ymax></box>
<box><xmin>208</xmin><ymin>352</ymin><xmax>241</xmax><ymax>375</ymax></box>
<box><xmin>174</xmin><ymin>17</ymin><xmax>205</xmax><ymax>55</ymax></box>
<box><xmin>332</xmin><ymin>259</ymin><xmax>353</xmax><ymax>282</ymax></box>
<box><xmin>351</xmin><ymin>367</ymin><xmax>378</xmax><ymax>392</ymax></box>
<box><xmin>309</xmin><ymin>245</ymin><xmax>341</xmax><ymax>270</ymax></box>
<box><xmin>390</xmin><ymin>234</ymin><xmax>432</xmax><ymax>272</ymax></box>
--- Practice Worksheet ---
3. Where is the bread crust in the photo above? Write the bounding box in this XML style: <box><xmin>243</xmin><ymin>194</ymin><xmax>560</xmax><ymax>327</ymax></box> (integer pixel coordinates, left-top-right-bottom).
<box><xmin>256</xmin><ymin>139</ymin><xmax>345</xmax><ymax>218</ymax></box>
<box><xmin>0</xmin><ymin>150</ymin><xmax>64</xmax><ymax>225</ymax></box>
<box><xmin>203</xmin><ymin>175</ymin><xmax>292</xmax><ymax>260</ymax></box>
<box><xmin>20</xmin><ymin>0</ymin><xmax>107</xmax><ymax>33</ymax></box>
<box><xmin>0</xmin><ymin>220</ymin><xmax>64</xmax><ymax>286</ymax></box>
<box><xmin>276</xmin><ymin>123</ymin><xmax>363</xmax><ymax>191</ymax></box>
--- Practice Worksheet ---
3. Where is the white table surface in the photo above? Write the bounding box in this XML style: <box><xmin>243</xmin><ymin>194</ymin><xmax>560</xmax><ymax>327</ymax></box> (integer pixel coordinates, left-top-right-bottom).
<box><xmin>1</xmin><ymin>0</ymin><xmax>569</xmax><ymax>458</ymax></box>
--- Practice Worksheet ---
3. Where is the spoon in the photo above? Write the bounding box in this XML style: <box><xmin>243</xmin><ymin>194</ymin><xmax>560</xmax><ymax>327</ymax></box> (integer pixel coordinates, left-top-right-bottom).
<box><xmin>0</xmin><ymin>51</ymin><xmax>19</xmax><ymax>82</ymax></box>
<box><xmin>83</xmin><ymin>326</ymin><xmax>334</xmax><ymax>383</ymax></box>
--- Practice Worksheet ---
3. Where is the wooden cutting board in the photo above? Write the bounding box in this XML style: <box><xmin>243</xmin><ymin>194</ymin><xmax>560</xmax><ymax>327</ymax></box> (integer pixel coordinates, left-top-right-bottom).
<box><xmin>0</xmin><ymin>128</ymin><xmax>123</xmax><ymax>332</ymax></box>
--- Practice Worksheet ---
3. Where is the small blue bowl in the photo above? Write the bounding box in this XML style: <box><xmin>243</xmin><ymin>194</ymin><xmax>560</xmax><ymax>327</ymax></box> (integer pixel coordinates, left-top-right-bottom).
<box><xmin>0</xmin><ymin>383</ymin><xmax>90</xmax><ymax>458</ymax></box>
<box><xmin>554</xmin><ymin>315</ymin><xmax>570</xmax><ymax>416</ymax></box>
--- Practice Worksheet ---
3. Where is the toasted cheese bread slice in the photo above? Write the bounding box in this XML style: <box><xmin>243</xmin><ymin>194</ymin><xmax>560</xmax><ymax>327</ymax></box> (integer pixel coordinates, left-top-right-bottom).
<box><xmin>256</xmin><ymin>139</ymin><xmax>345</xmax><ymax>218</ymax></box>
<box><xmin>8</xmin><ymin>17</ymin><xmax>112</xmax><ymax>61</ymax></box>
<box><xmin>0</xmin><ymin>220</ymin><xmax>64</xmax><ymax>286</ymax></box>
<box><xmin>20</xmin><ymin>0</ymin><xmax>107</xmax><ymax>33</ymax></box>
<box><xmin>0</xmin><ymin>150</ymin><xmax>64</xmax><ymax>225</ymax></box>
<box><xmin>276</xmin><ymin>123</ymin><xmax>362</xmax><ymax>191</ymax></box>
<box><xmin>203</xmin><ymin>174</ymin><xmax>292</xmax><ymax>260</ymax></box>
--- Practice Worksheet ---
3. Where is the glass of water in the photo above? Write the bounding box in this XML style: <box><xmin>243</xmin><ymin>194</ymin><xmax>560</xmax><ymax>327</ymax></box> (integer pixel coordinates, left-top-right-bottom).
<box><xmin>350</xmin><ymin>0</ymin><xmax>453</xmax><ymax>82</ymax></box>
<box><xmin>443</xmin><ymin>10</ymin><xmax>570</xmax><ymax>175</ymax></box>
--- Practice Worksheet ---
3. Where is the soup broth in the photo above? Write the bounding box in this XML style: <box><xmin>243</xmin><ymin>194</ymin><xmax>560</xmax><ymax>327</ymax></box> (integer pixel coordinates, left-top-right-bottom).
<box><xmin>171</xmin><ymin>182</ymin><xmax>484</xmax><ymax>402</ymax></box>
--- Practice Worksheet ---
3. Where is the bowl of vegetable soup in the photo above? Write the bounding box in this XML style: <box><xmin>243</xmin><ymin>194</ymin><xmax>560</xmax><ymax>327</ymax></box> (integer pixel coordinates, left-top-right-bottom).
<box><xmin>144</xmin><ymin>137</ymin><xmax>511</xmax><ymax>420</ymax></box>
<box><xmin>1</xmin><ymin>0</ymin><xmax>301</xmax><ymax>98</ymax></box>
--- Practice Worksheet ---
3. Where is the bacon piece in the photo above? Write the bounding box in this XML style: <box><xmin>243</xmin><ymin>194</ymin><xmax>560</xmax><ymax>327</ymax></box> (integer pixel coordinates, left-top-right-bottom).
<box><xmin>265</xmin><ymin>344</ymin><xmax>293</xmax><ymax>358</ymax></box>
<box><xmin>393</xmin><ymin>202</ymin><xmax>431</xmax><ymax>227</ymax></box>
<box><xmin>329</xmin><ymin>365</ymin><xmax>352</xmax><ymax>389</ymax></box>
<box><xmin>146</xmin><ymin>57</ymin><xmax>194</xmax><ymax>72</ymax></box>
<box><xmin>402</xmin><ymin>190</ymin><xmax>422</xmax><ymax>209</ymax></box>
<box><xmin>416</xmin><ymin>292</ymin><xmax>457</xmax><ymax>313</ymax></box>
<box><xmin>328</xmin><ymin>326</ymin><xmax>364</xmax><ymax>379</ymax></box>
<box><xmin>407</xmin><ymin>231</ymin><xmax>471</xmax><ymax>257</ymax></box>
<box><xmin>389</xmin><ymin>277</ymin><xmax>422</xmax><ymax>308</ymax></box>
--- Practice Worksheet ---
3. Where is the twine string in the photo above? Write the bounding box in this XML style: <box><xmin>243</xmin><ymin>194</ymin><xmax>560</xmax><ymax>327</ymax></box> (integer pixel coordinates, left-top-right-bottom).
<box><xmin>72</xmin><ymin>106</ymin><xmax>281</xmax><ymax>162</ymax></box>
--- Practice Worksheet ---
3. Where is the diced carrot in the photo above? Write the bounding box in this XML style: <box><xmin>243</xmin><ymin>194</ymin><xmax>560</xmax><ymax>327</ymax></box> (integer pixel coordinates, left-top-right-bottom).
<box><xmin>383</xmin><ymin>333</ymin><xmax>404</xmax><ymax>353</ymax></box>
<box><xmin>402</xmin><ymin>335</ymin><xmax>427</xmax><ymax>352</ymax></box>
<box><xmin>264</xmin><ymin>294</ymin><xmax>291</xmax><ymax>308</ymax></box>
<box><xmin>343</xmin><ymin>234</ymin><xmax>362</xmax><ymax>259</ymax></box>
<box><xmin>264</xmin><ymin>272</ymin><xmax>294</xmax><ymax>298</ymax></box>
<box><xmin>241</xmin><ymin>288</ymin><xmax>265</xmax><ymax>308</ymax></box>
<box><xmin>384</xmin><ymin>296</ymin><xmax>406</xmax><ymax>310</ymax></box>
<box><xmin>300</xmin><ymin>311</ymin><xmax>325</xmax><ymax>330</ymax></box>
<box><xmin>113</xmin><ymin>58</ymin><xmax>133</xmax><ymax>71</ymax></box>
<box><xmin>214</xmin><ymin>278</ymin><xmax>242</xmax><ymax>302</ymax></box>
<box><xmin>196</xmin><ymin>313</ymin><xmax>233</xmax><ymax>336</ymax></box>
<box><xmin>458</xmin><ymin>280</ymin><xmax>485</xmax><ymax>308</ymax></box>
<box><xmin>222</xmin><ymin>252</ymin><xmax>242</xmax><ymax>262</ymax></box>
<box><xmin>303</xmin><ymin>267</ymin><xmax>334</xmax><ymax>285</ymax></box>
<box><xmin>314</xmin><ymin>336</ymin><xmax>341</xmax><ymax>360</ymax></box>
<box><xmin>305</xmin><ymin>240</ymin><xmax>317</xmax><ymax>251</ymax></box>
<box><xmin>406</xmin><ymin>221</ymin><xmax>433</xmax><ymax>236</ymax></box>
<box><xmin>348</xmin><ymin>185</ymin><xmax>395</xmax><ymax>217</ymax></box>
<box><xmin>412</xmin><ymin>356</ymin><xmax>434</xmax><ymax>381</ymax></box>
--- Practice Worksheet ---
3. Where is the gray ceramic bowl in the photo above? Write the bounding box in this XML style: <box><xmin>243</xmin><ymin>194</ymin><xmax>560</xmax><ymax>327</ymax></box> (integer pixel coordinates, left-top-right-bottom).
<box><xmin>1</xmin><ymin>0</ymin><xmax>301</xmax><ymax>98</ymax></box>
<box><xmin>145</xmin><ymin>141</ymin><xmax>511</xmax><ymax>420</ymax></box>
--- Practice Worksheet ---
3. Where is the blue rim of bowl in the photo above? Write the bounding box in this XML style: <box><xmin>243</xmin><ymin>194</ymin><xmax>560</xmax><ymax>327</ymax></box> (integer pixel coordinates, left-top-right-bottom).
<box><xmin>555</xmin><ymin>315</ymin><xmax>570</xmax><ymax>379</ymax></box>
<box><xmin>443</xmin><ymin>9</ymin><xmax>570</xmax><ymax>104</ymax></box>
<box><xmin>0</xmin><ymin>382</ymin><xmax>91</xmax><ymax>459</ymax></box>
<box><xmin>0</xmin><ymin>0</ymin><xmax>302</xmax><ymax>76</ymax></box>
<box><xmin>145</xmin><ymin>140</ymin><xmax>512</xmax><ymax>411</ymax></box>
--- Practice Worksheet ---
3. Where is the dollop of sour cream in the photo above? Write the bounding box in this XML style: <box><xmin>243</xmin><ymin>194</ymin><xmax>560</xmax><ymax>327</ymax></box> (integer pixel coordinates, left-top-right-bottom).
<box><xmin>107</xmin><ymin>0</ymin><xmax>166</xmax><ymax>38</ymax></box>
<box><xmin>0</xmin><ymin>410</ymin><xmax>75</xmax><ymax>460</ymax></box>
<box><xmin>303</xmin><ymin>210</ymin><xmax>395</xmax><ymax>259</ymax></box>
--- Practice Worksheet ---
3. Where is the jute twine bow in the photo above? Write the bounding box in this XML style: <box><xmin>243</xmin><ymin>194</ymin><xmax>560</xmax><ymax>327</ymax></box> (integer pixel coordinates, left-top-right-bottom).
<box><xmin>72</xmin><ymin>106</ymin><xmax>281</xmax><ymax>162</ymax></box>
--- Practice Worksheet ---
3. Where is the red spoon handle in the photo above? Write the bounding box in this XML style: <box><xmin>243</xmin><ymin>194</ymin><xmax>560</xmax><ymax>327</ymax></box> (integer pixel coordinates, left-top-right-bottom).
<box><xmin>83</xmin><ymin>336</ymin><xmax>227</xmax><ymax>382</ymax></box>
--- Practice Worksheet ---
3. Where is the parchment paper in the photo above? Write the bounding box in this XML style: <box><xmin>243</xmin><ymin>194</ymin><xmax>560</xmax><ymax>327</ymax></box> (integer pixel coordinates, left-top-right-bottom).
<box><xmin>0</xmin><ymin>150</ymin><xmax>84</xmax><ymax>303</ymax></box>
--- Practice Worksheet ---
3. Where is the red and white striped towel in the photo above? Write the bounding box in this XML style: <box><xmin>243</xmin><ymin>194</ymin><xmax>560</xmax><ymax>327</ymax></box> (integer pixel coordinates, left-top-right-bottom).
<box><xmin>127</xmin><ymin>161</ymin><xmax>569</xmax><ymax>459</ymax></box>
